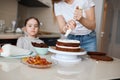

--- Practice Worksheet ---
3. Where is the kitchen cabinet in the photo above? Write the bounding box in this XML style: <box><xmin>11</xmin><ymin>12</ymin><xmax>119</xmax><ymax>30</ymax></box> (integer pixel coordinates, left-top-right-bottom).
<box><xmin>0</xmin><ymin>39</ymin><xmax>17</xmax><ymax>47</ymax></box>
<box><xmin>0</xmin><ymin>33</ymin><xmax>23</xmax><ymax>47</ymax></box>
<box><xmin>18</xmin><ymin>0</ymin><xmax>49</xmax><ymax>7</ymax></box>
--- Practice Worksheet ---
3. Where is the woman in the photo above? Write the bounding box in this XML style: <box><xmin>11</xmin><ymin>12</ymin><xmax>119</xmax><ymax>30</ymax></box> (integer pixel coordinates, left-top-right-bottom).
<box><xmin>52</xmin><ymin>0</ymin><xmax>97</xmax><ymax>51</ymax></box>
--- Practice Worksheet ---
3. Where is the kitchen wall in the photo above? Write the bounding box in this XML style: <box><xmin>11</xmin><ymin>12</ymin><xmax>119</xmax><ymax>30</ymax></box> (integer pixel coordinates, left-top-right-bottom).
<box><xmin>17</xmin><ymin>4</ymin><xmax>28</xmax><ymax>28</ymax></box>
<box><xmin>17</xmin><ymin>0</ymin><xmax>59</xmax><ymax>33</ymax></box>
<box><xmin>27</xmin><ymin>7</ymin><xmax>59</xmax><ymax>33</ymax></box>
<box><xmin>0</xmin><ymin>0</ymin><xmax>17</xmax><ymax>29</ymax></box>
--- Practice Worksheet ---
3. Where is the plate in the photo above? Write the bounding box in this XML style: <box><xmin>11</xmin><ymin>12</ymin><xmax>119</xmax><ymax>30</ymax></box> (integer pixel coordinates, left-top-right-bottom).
<box><xmin>22</xmin><ymin>61</ymin><xmax>52</xmax><ymax>68</ymax></box>
<box><xmin>48</xmin><ymin>47</ymin><xmax>87</xmax><ymax>55</ymax></box>
<box><xmin>21</xmin><ymin>56</ymin><xmax>52</xmax><ymax>69</ymax></box>
<box><xmin>0</xmin><ymin>52</ymin><xmax>36</xmax><ymax>58</ymax></box>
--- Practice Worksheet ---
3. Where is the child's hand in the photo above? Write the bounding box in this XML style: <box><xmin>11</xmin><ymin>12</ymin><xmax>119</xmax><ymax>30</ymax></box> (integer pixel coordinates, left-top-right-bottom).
<box><xmin>74</xmin><ymin>6</ymin><xmax>82</xmax><ymax>21</ymax></box>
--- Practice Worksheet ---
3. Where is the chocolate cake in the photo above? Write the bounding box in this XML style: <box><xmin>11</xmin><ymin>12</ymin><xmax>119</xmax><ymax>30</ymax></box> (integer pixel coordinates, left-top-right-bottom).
<box><xmin>87</xmin><ymin>52</ymin><xmax>106</xmax><ymax>56</ymax></box>
<box><xmin>56</xmin><ymin>39</ymin><xmax>82</xmax><ymax>52</ymax></box>
<box><xmin>32</xmin><ymin>42</ymin><xmax>48</xmax><ymax>48</ymax></box>
<box><xmin>87</xmin><ymin>52</ymin><xmax>113</xmax><ymax>61</ymax></box>
<box><xmin>89</xmin><ymin>55</ymin><xmax>113</xmax><ymax>61</ymax></box>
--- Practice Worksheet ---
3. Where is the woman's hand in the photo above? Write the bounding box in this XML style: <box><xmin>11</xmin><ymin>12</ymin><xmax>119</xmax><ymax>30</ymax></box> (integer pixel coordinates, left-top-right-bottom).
<box><xmin>66</xmin><ymin>19</ymin><xmax>76</xmax><ymax>30</ymax></box>
<box><xmin>74</xmin><ymin>6</ymin><xmax>82</xmax><ymax>21</ymax></box>
<box><xmin>63</xmin><ymin>19</ymin><xmax>76</xmax><ymax>33</ymax></box>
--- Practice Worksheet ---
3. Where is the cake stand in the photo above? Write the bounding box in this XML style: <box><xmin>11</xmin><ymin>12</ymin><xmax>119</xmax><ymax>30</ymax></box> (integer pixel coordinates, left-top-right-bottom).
<box><xmin>48</xmin><ymin>47</ymin><xmax>87</xmax><ymax>63</ymax></box>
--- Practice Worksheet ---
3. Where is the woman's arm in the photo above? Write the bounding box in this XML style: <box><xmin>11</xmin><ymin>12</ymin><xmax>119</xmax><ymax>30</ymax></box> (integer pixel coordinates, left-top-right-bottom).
<box><xmin>56</xmin><ymin>15</ymin><xmax>67</xmax><ymax>34</ymax></box>
<box><xmin>56</xmin><ymin>15</ymin><xmax>76</xmax><ymax>34</ymax></box>
<box><xmin>74</xmin><ymin>6</ymin><xmax>96</xmax><ymax>30</ymax></box>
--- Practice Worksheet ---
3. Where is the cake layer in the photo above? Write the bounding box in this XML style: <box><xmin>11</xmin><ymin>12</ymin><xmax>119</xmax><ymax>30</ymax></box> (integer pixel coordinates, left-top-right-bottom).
<box><xmin>57</xmin><ymin>39</ymin><xmax>80</xmax><ymax>43</ymax></box>
<box><xmin>56</xmin><ymin>44</ymin><xmax>80</xmax><ymax>49</ymax></box>
<box><xmin>56</xmin><ymin>46</ymin><xmax>81</xmax><ymax>52</ymax></box>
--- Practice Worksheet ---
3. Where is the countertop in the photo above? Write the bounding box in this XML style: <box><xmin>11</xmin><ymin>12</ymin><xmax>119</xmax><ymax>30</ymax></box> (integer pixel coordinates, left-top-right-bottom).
<box><xmin>0</xmin><ymin>33</ymin><xmax>23</xmax><ymax>39</ymax></box>
<box><xmin>0</xmin><ymin>53</ymin><xmax>120</xmax><ymax>80</ymax></box>
<box><xmin>0</xmin><ymin>32</ymin><xmax>60</xmax><ymax>39</ymax></box>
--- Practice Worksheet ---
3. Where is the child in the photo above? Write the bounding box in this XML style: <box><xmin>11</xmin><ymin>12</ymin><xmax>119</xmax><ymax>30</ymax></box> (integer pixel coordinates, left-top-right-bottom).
<box><xmin>17</xmin><ymin>17</ymin><xmax>44</xmax><ymax>53</ymax></box>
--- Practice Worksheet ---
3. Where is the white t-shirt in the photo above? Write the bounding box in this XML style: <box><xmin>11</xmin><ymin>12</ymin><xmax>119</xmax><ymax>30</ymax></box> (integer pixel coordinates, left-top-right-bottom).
<box><xmin>54</xmin><ymin>0</ymin><xmax>95</xmax><ymax>35</ymax></box>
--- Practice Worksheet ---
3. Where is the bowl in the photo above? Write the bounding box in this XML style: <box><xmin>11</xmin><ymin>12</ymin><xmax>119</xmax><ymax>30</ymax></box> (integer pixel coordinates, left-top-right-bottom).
<box><xmin>34</xmin><ymin>47</ymin><xmax>48</xmax><ymax>55</ymax></box>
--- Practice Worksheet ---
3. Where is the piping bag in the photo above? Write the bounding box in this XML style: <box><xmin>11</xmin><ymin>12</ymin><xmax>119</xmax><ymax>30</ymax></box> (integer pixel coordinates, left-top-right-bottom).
<box><xmin>61</xmin><ymin>6</ymin><xmax>82</xmax><ymax>39</ymax></box>
<box><xmin>64</xmin><ymin>29</ymin><xmax>72</xmax><ymax>38</ymax></box>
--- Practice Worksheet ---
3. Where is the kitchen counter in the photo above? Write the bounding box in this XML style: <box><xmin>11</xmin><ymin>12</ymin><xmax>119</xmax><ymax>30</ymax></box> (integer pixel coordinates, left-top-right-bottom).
<box><xmin>0</xmin><ymin>33</ymin><xmax>24</xmax><ymax>39</ymax></box>
<box><xmin>0</xmin><ymin>32</ymin><xmax>60</xmax><ymax>46</ymax></box>
<box><xmin>0</xmin><ymin>53</ymin><xmax>120</xmax><ymax>80</ymax></box>
<box><xmin>0</xmin><ymin>32</ymin><xmax>60</xmax><ymax>39</ymax></box>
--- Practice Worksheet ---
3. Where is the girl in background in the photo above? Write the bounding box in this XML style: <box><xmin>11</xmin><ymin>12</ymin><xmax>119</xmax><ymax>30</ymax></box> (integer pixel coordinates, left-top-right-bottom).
<box><xmin>17</xmin><ymin>17</ymin><xmax>44</xmax><ymax>53</ymax></box>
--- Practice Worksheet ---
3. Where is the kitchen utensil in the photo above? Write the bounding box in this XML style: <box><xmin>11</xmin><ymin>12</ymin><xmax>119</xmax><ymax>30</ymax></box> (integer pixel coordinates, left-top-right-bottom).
<box><xmin>60</xmin><ymin>6</ymin><xmax>83</xmax><ymax>39</ymax></box>
<box><xmin>11</xmin><ymin>20</ymin><xmax>16</xmax><ymax>32</ymax></box>
<box><xmin>64</xmin><ymin>29</ymin><xmax>72</xmax><ymax>37</ymax></box>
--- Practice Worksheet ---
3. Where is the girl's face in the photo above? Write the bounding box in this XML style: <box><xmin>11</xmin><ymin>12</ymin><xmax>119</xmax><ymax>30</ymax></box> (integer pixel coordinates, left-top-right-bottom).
<box><xmin>25</xmin><ymin>19</ymin><xmax>39</xmax><ymax>37</ymax></box>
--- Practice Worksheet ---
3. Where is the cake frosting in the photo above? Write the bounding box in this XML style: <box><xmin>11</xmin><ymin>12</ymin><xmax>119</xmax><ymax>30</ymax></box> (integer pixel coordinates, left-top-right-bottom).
<box><xmin>57</xmin><ymin>39</ymin><xmax>80</xmax><ymax>43</ymax></box>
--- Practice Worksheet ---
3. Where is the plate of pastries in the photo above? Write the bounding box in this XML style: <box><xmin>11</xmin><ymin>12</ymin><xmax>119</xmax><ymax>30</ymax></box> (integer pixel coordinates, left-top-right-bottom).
<box><xmin>21</xmin><ymin>55</ymin><xmax>52</xmax><ymax>68</ymax></box>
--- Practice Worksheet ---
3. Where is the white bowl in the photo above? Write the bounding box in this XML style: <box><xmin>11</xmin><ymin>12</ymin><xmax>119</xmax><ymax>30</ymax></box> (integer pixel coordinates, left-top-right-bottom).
<box><xmin>34</xmin><ymin>47</ymin><xmax>48</xmax><ymax>55</ymax></box>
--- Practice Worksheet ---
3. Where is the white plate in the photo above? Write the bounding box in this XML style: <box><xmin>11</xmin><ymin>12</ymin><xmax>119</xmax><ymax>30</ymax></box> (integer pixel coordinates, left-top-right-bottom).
<box><xmin>21</xmin><ymin>57</ymin><xmax>52</xmax><ymax>69</ymax></box>
<box><xmin>0</xmin><ymin>52</ymin><xmax>36</xmax><ymax>58</ymax></box>
<box><xmin>48</xmin><ymin>47</ymin><xmax>87</xmax><ymax>56</ymax></box>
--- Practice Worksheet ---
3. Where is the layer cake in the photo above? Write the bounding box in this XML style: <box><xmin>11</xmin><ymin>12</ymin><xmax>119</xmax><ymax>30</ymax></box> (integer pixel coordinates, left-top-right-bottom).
<box><xmin>56</xmin><ymin>39</ymin><xmax>81</xmax><ymax>52</ymax></box>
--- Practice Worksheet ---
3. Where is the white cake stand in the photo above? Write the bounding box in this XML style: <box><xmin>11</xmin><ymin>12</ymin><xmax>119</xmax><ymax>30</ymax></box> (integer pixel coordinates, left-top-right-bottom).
<box><xmin>48</xmin><ymin>47</ymin><xmax>87</xmax><ymax>63</ymax></box>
